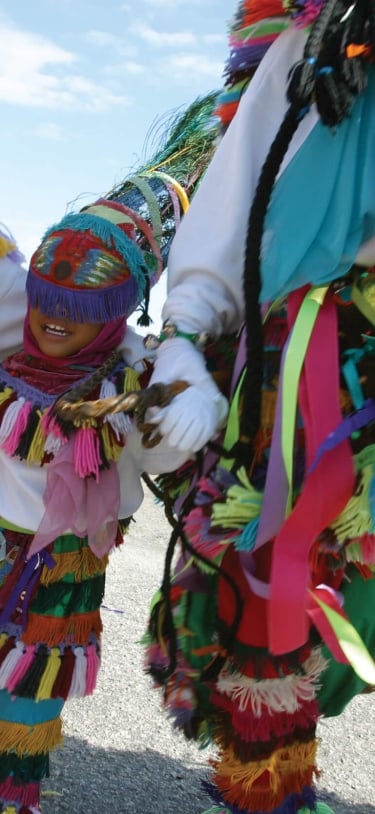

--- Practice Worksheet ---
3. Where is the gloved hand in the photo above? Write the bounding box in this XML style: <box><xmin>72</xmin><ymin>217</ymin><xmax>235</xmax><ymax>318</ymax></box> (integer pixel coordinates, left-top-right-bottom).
<box><xmin>147</xmin><ymin>336</ymin><xmax>228</xmax><ymax>453</ymax></box>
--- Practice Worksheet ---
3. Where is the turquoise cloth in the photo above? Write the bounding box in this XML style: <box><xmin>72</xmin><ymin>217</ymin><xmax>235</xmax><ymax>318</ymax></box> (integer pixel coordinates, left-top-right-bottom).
<box><xmin>0</xmin><ymin>688</ymin><xmax>63</xmax><ymax>725</ymax></box>
<box><xmin>261</xmin><ymin>67</ymin><xmax>375</xmax><ymax>302</ymax></box>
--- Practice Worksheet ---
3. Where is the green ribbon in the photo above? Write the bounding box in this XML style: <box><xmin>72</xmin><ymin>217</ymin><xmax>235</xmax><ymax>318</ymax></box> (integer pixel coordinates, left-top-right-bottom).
<box><xmin>281</xmin><ymin>286</ymin><xmax>329</xmax><ymax>515</ymax></box>
<box><xmin>220</xmin><ymin>369</ymin><xmax>246</xmax><ymax>471</ymax></box>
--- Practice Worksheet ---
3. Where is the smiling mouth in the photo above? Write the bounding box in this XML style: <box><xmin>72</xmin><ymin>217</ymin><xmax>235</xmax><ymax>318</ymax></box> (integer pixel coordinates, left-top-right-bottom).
<box><xmin>43</xmin><ymin>323</ymin><xmax>71</xmax><ymax>337</ymax></box>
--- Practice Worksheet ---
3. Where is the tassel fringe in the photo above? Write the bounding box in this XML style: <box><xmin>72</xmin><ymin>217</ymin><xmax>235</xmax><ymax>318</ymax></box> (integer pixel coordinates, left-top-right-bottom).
<box><xmin>22</xmin><ymin>609</ymin><xmax>102</xmax><ymax>646</ymax></box>
<box><xmin>40</xmin><ymin>548</ymin><xmax>107</xmax><ymax>585</ymax></box>
<box><xmin>216</xmin><ymin>648</ymin><xmax>327</xmax><ymax>716</ymax></box>
<box><xmin>0</xmin><ymin>778</ymin><xmax>39</xmax><ymax>808</ymax></box>
<box><xmin>211</xmin><ymin>738</ymin><xmax>319</xmax><ymax>812</ymax></box>
<box><xmin>0</xmin><ymin>717</ymin><xmax>62</xmax><ymax>757</ymax></box>
<box><xmin>0</xmin><ymin>637</ymin><xmax>101</xmax><ymax>700</ymax></box>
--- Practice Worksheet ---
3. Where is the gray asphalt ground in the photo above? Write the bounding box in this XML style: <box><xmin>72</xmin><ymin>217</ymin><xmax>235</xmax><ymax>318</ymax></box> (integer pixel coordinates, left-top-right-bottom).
<box><xmin>42</xmin><ymin>488</ymin><xmax>374</xmax><ymax>814</ymax></box>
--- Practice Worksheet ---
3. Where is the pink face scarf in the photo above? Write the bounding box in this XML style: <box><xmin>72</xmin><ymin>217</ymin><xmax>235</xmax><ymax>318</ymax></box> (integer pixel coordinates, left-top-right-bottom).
<box><xmin>1</xmin><ymin>311</ymin><xmax>127</xmax><ymax>396</ymax></box>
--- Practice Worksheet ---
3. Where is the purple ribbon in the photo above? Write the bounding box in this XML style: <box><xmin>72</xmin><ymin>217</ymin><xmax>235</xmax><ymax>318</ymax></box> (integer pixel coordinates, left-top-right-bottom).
<box><xmin>308</xmin><ymin>398</ymin><xmax>375</xmax><ymax>474</ymax></box>
<box><xmin>0</xmin><ymin>548</ymin><xmax>55</xmax><ymax>626</ymax></box>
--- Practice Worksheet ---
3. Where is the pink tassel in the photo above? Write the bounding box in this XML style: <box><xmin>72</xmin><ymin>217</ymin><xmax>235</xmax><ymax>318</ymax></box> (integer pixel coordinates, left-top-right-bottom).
<box><xmin>0</xmin><ymin>639</ymin><xmax>24</xmax><ymax>686</ymax></box>
<box><xmin>68</xmin><ymin>646</ymin><xmax>87</xmax><ymax>698</ymax></box>
<box><xmin>1</xmin><ymin>400</ymin><xmax>32</xmax><ymax>455</ymax></box>
<box><xmin>74</xmin><ymin>426</ymin><xmax>102</xmax><ymax>481</ymax></box>
<box><xmin>6</xmin><ymin>644</ymin><xmax>36</xmax><ymax>692</ymax></box>
<box><xmin>85</xmin><ymin>643</ymin><xmax>101</xmax><ymax>695</ymax></box>
<box><xmin>0</xmin><ymin>777</ymin><xmax>40</xmax><ymax>807</ymax></box>
<box><xmin>40</xmin><ymin>407</ymin><xmax>67</xmax><ymax>440</ymax></box>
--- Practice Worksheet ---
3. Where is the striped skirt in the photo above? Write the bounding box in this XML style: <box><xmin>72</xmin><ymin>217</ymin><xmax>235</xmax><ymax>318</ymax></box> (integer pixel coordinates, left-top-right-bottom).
<box><xmin>0</xmin><ymin>528</ymin><xmax>108</xmax><ymax>814</ymax></box>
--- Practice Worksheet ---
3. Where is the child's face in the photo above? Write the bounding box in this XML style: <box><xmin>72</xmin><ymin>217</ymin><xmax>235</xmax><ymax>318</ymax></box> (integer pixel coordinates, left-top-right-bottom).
<box><xmin>29</xmin><ymin>306</ymin><xmax>103</xmax><ymax>358</ymax></box>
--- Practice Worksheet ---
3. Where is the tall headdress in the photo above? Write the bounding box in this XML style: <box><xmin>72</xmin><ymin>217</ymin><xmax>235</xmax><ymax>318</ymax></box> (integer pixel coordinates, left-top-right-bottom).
<box><xmin>215</xmin><ymin>1</ymin><xmax>290</xmax><ymax>132</ymax></box>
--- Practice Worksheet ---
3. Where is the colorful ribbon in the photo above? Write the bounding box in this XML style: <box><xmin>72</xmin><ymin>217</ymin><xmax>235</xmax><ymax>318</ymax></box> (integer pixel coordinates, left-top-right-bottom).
<box><xmin>269</xmin><ymin>288</ymin><xmax>355</xmax><ymax>654</ymax></box>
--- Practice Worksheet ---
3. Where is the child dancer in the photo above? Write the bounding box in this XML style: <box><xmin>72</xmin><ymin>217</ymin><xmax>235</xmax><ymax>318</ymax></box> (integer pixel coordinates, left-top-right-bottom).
<box><xmin>0</xmin><ymin>198</ymin><xmax>191</xmax><ymax>814</ymax></box>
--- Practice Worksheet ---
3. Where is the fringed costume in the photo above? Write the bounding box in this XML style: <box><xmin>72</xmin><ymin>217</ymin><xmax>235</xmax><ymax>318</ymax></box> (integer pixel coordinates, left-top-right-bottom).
<box><xmin>0</xmin><ymin>201</ymin><xmax>192</xmax><ymax>814</ymax></box>
<box><xmin>142</xmin><ymin>2</ymin><xmax>375</xmax><ymax>813</ymax></box>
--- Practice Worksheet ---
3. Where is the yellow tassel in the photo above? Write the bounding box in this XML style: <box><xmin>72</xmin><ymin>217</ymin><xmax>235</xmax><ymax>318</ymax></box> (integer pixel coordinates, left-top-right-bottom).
<box><xmin>26</xmin><ymin>410</ymin><xmax>46</xmax><ymax>463</ymax></box>
<box><xmin>331</xmin><ymin>465</ymin><xmax>373</xmax><ymax>543</ymax></box>
<box><xmin>0</xmin><ymin>716</ymin><xmax>62</xmax><ymax>756</ymax></box>
<box><xmin>36</xmin><ymin>647</ymin><xmax>62</xmax><ymax>700</ymax></box>
<box><xmin>0</xmin><ymin>631</ymin><xmax>9</xmax><ymax>651</ymax></box>
<box><xmin>101</xmin><ymin>421</ymin><xmax>123</xmax><ymax>462</ymax></box>
<box><xmin>0</xmin><ymin>236</ymin><xmax>16</xmax><ymax>258</ymax></box>
<box><xmin>0</xmin><ymin>387</ymin><xmax>13</xmax><ymax>407</ymax></box>
<box><xmin>123</xmin><ymin>366</ymin><xmax>141</xmax><ymax>393</ymax></box>
<box><xmin>2</xmin><ymin>807</ymin><xmax>18</xmax><ymax>814</ymax></box>
<box><xmin>41</xmin><ymin>548</ymin><xmax>107</xmax><ymax>585</ymax></box>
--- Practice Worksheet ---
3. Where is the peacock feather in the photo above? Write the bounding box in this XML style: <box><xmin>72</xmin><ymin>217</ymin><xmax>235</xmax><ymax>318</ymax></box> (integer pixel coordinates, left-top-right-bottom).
<box><xmin>105</xmin><ymin>92</ymin><xmax>220</xmax><ymax>268</ymax></box>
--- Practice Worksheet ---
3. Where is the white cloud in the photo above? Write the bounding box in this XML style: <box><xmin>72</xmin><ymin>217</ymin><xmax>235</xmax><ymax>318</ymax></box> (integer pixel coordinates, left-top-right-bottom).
<box><xmin>30</xmin><ymin>122</ymin><xmax>64</xmax><ymax>140</ymax></box>
<box><xmin>131</xmin><ymin>23</ymin><xmax>197</xmax><ymax>48</ymax></box>
<box><xmin>142</xmin><ymin>0</ymin><xmax>199</xmax><ymax>6</ymax></box>
<box><xmin>85</xmin><ymin>29</ymin><xmax>138</xmax><ymax>58</ymax></box>
<box><xmin>0</xmin><ymin>22</ymin><xmax>128</xmax><ymax>110</ymax></box>
<box><xmin>203</xmin><ymin>33</ymin><xmax>226</xmax><ymax>46</ymax></box>
<box><xmin>103</xmin><ymin>59</ymin><xmax>146</xmax><ymax>77</ymax></box>
<box><xmin>161</xmin><ymin>53</ymin><xmax>223</xmax><ymax>81</ymax></box>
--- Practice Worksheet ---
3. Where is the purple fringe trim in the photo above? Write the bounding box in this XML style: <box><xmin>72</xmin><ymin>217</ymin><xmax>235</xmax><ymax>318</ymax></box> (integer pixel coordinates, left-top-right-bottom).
<box><xmin>0</xmin><ymin>364</ymin><xmax>93</xmax><ymax>408</ymax></box>
<box><xmin>26</xmin><ymin>273</ymin><xmax>140</xmax><ymax>323</ymax></box>
<box><xmin>202</xmin><ymin>780</ymin><xmax>317</xmax><ymax>814</ymax></box>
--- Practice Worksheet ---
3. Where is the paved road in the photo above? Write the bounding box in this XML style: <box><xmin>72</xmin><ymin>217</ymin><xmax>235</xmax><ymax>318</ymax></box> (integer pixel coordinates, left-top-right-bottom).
<box><xmin>43</xmin><ymin>489</ymin><xmax>375</xmax><ymax>814</ymax></box>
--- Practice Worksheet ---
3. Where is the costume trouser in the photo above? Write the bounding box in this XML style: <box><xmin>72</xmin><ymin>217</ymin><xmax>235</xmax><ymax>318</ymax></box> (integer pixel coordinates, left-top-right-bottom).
<box><xmin>0</xmin><ymin>529</ymin><xmax>106</xmax><ymax>814</ymax></box>
<box><xmin>145</xmin><ymin>550</ymin><xmax>375</xmax><ymax>814</ymax></box>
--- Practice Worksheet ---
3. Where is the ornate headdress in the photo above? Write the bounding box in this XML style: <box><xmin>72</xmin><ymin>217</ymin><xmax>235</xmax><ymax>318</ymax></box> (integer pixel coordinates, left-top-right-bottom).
<box><xmin>27</xmin><ymin>198</ymin><xmax>162</xmax><ymax>324</ymax></box>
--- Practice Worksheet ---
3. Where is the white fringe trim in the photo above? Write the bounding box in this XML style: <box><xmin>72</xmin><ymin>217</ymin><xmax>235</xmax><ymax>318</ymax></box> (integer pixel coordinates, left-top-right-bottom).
<box><xmin>216</xmin><ymin>647</ymin><xmax>328</xmax><ymax>716</ymax></box>
<box><xmin>100</xmin><ymin>377</ymin><xmax>132</xmax><ymax>439</ymax></box>
<box><xmin>0</xmin><ymin>397</ymin><xmax>25</xmax><ymax>444</ymax></box>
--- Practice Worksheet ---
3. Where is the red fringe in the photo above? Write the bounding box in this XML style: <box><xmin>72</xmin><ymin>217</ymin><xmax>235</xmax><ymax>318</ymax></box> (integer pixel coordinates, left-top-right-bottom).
<box><xmin>211</xmin><ymin>691</ymin><xmax>320</xmax><ymax>742</ymax></box>
<box><xmin>242</xmin><ymin>0</ymin><xmax>285</xmax><ymax>26</ymax></box>
<box><xmin>0</xmin><ymin>777</ymin><xmax>39</xmax><ymax>807</ymax></box>
<box><xmin>215</xmin><ymin>101</ymin><xmax>240</xmax><ymax>126</ymax></box>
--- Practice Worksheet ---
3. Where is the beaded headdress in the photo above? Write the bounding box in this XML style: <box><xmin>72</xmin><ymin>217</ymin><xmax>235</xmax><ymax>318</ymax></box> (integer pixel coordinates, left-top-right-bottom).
<box><xmin>27</xmin><ymin>198</ymin><xmax>162</xmax><ymax>324</ymax></box>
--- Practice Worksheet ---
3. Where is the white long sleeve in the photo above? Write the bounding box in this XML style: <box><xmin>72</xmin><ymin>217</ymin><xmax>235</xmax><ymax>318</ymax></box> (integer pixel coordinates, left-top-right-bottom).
<box><xmin>162</xmin><ymin>24</ymin><xmax>318</xmax><ymax>335</ymax></box>
<box><xmin>0</xmin><ymin>252</ymin><xmax>27</xmax><ymax>358</ymax></box>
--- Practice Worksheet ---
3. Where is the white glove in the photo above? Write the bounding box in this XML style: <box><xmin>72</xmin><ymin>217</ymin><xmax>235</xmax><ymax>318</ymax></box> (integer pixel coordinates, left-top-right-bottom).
<box><xmin>148</xmin><ymin>336</ymin><xmax>228</xmax><ymax>453</ymax></box>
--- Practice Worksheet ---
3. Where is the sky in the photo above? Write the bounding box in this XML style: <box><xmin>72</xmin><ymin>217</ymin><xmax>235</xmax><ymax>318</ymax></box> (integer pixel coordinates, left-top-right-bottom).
<box><xmin>0</xmin><ymin>0</ymin><xmax>232</xmax><ymax>329</ymax></box>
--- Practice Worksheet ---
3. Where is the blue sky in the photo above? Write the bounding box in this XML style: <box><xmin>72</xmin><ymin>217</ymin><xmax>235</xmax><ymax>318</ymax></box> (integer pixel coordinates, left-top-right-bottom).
<box><xmin>1</xmin><ymin>0</ymin><xmax>231</xmax><ymax>326</ymax></box>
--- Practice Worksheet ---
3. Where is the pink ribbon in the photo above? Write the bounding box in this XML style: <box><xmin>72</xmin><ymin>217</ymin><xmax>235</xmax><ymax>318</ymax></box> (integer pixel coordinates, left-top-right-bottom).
<box><xmin>268</xmin><ymin>289</ymin><xmax>355</xmax><ymax>654</ymax></box>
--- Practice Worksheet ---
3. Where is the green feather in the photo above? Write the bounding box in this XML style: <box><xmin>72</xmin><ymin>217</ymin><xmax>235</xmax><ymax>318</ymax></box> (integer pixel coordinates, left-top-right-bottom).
<box><xmin>105</xmin><ymin>92</ymin><xmax>221</xmax><ymax>268</ymax></box>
